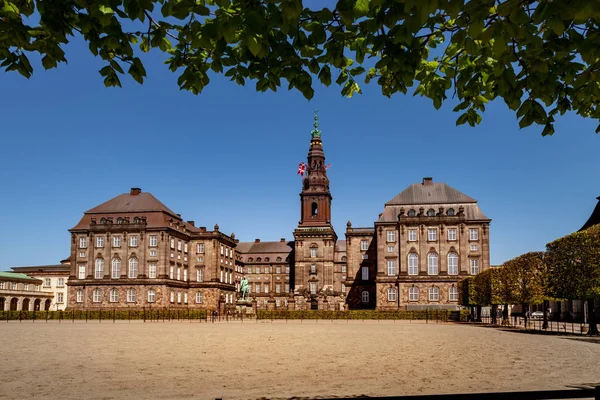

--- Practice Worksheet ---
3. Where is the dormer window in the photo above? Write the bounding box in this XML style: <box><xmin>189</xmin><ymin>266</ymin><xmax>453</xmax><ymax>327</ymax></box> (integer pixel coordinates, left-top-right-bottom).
<box><xmin>447</xmin><ymin>208</ymin><xmax>455</xmax><ymax>216</ymax></box>
<box><xmin>117</xmin><ymin>217</ymin><xmax>123</xmax><ymax>224</ymax></box>
<box><xmin>256</xmin><ymin>257</ymin><xmax>262</xmax><ymax>262</ymax></box>
<box><xmin>276</xmin><ymin>257</ymin><xmax>282</xmax><ymax>262</ymax></box>
<box><xmin>265</xmin><ymin>257</ymin><xmax>270</xmax><ymax>262</ymax></box>
<box><xmin>248</xmin><ymin>258</ymin><xmax>253</xmax><ymax>262</ymax></box>
<box><xmin>100</xmin><ymin>218</ymin><xmax>107</xmax><ymax>224</ymax></box>
<box><xmin>427</xmin><ymin>209</ymin><xmax>435</xmax><ymax>217</ymax></box>
<box><xmin>133</xmin><ymin>217</ymin><xmax>140</xmax><ymax>223</ymax></box>
<box><xmin>407</xmin><ymin>209</ymin><xmax>416</xmax><ymax>217</ymax></box>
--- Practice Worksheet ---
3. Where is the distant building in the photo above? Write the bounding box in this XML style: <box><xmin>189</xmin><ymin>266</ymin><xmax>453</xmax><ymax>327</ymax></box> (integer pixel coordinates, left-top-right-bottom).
<box><xmin>0</xmin><ymin>272</ymin><xmax>54</xmax><ymax>311</ymax></box>
<box><xmin>64</xmin><ymin>114</ymin><xmax>491</xmax><ymax>311</ymax></box>
<box><xmin>11</xmin><ymin>258</ymin><xmax>71</xmax><ymax>311</ymax></box>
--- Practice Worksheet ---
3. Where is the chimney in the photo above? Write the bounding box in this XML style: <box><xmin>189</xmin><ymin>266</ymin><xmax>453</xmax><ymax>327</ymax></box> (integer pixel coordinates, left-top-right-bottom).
<box><xmin>130</xmin><ymin>188</ymin><xmax>142</xmax><ymax>195</ymax></box>
<box><xmin>422</xmin><ymin>177</ymin><xmax>433</xmax><ymax>185</ymax></box>
<box><xmin>187</xmin><ymin>221</ymin><xmax>195</xmax><ymax>226</ymax></box>
<box><xmin>255</xmin><ymin>239</ymin><xmax>261</xmax><ymax>243</ymax></box>
<box><xmin>280</xmin><ymin>238</ymin><xmax>285</xmax><ymax>243</ymax></box>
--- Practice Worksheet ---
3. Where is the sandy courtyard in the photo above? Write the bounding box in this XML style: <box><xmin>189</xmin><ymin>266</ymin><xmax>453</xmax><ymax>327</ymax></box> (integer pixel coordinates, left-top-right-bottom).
<box><xmin>0</xmin><ymin>320</ymin><xmax>598</xmax><ymax>399</ymax></box>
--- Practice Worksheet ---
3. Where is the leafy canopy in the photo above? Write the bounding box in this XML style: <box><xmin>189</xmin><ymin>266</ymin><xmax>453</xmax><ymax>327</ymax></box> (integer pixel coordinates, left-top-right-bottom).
<box><xmin>3</xmin><ymin>0</ymin><xmax>600</xmax><ymax>135</ymax></box>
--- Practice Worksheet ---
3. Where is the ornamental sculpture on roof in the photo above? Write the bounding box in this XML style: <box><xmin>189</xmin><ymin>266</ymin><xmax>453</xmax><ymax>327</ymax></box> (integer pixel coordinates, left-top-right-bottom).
<box><xmin>311</xmin><ymin>110</ymin><xmax>322</xmax><ymax>138</ymax></box>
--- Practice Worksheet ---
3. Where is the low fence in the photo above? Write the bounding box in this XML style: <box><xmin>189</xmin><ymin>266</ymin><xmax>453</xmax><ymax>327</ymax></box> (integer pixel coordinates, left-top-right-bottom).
<box><xmin>0</xmin><ymin>309</ymin><xmax>208</xmax><ymax>322</ymax></box>
<box><xmin>255</xmin><ymin>309</ymin><xmax>469</xmax><ymax>322</ymax></box>
<box><xmin>471</xmin><ymin>315</ymin><xmax>597</xmax><ymax>335</ymax></box>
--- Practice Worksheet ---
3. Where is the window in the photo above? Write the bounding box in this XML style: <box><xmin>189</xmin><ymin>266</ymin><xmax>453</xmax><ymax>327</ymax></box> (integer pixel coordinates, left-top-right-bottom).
<box><xmin>128</xmin><ymin>258</ymin><xmax>138</xmax><ymax>278</ymax></box>
<box><xmin>470</xmin><ymin>244</ymin><xmax>479</xmax><ymax>251</ymax></box>
<box><xmin>285</xmin><ymin>284</ymin><xmax>290</xmax><ymax>293</ymax></box>
<box><xmin>309</xmin><ymin>282</ymin><xmax>317</xmax><ymax>294</ymax></box>
<box><xmin>170</xmin><ymin>291</ymin><xmax>175</xmax><ymax>303</ymax></box>
<box><xmin>170</xmin><ymin>239</ymin><xmax>175</xmax><ymax>249</ymax></box>
<box><xmin>361</xmin><ymin>291</ymin><xmax>369</xmax><ymax>303</ymax></box>
<box><xmin>112</xmin><ymin>258</ymin><xmax>121</xmax><ymax>279</ymax></box>
<box><xmin>197</xmin><ymin>243</ymin><xmax>205</xmax><ymax>253</ymax></box>
<box><xmin>96</xmin><ymin>236</ymin><xmax>104</xmax><ymax>248</ymax></box>
<box><xmin>148</xmin><ymin>289</ymin><xmax>156</xmax><ymax>303</ymax></box>
<box><xmin>429</xmin><ymin>287</ymin><xmax>440</xmax><ymax>301</ymax></box>
<box><xmin>44</xmin><ymin>278</ymin><xmax>51</xmax><ymax>287</ymax></box>
<box><xmin>408</xmin><ymin>209</ymin><xmax>416</xmax><ymax>217</ymax></box>
<box><xmin>276</xmin><ymin>266</ymin><xmax>281</xmax><ymax>274</ymax></box>
<box><xmin>310</xmin><ymin>264</ymin><xmax>317</xmax><ymax>274</ymax></box>
<box><xmin>197</xmin><ymin>256</ymin><xmax>204</xmax><ymax>263</ymax></box>
<box><xmin>170</xmin><ymin>252</ymin><xmax>174</xmax><ymax>259</ymax></box>
<box><xmin>361</xmin><ymin>266</ymin><xmax>369</xmax><ymax>281</ymax></box>
<box><xmin>276</xmin><ymin>257</ymin><xmax>282</xmax><ymax>262</ymax></box>
<box><xmin>113</xmin><ymin>236</ymin><xmax>121</xmax><ymax>248</ymax></box>
<box><xmin>255</xmin><ymin>267</ymin><xmax>260</xmax><ymax>274</ymax></box>
<box><xmin>276</xmin><ymin>284</ymin><xmax>281</xmax><ymax>293</ymax></box>
<box><xmin>264</xmin><ymin>284</ymin><xmax>269</xmax><ymax>293</ymax></box>
<box><xmin>110</xmin><ymin>289</ymin><xmax>119</xmax><ymax>303</ymax></box>
<box><xmin>197</xmin><ymin>269</ymin><xmax>203</xmax><ymax>282</ymax></box>
<box><xmin>285</xmin><ymin>266</ymin><xmax>290</xmax><ymax>274</ymax></box>
<box><xmin>0</xmin><ymin>282</ymin><xmax>4</xmax><ymax>289</ymax></box>
<box><xmin>409</xmin><ymin>286</ymin><xmax>419</xmax><ymax>301</ymax></box>
<box><xmin>387</xmin><ymin>260</ymin><xmax>396</xmax><ymax>276</ymax></box>
<box><xmin>470</xmin><ymin>259</ymin><xmax>479</xmax><ymax>275</ymax></box>
<box><xmin>220</xmin><ymin>270</ymin><xmax>223</xmax><ymax>282</ymax></box>
<box><xmin>387</xmin><ymin>288</ymin><xmax>396</xmax><ymax>302</ymax></box>
<box><xmin>177</xmin><ymin>292</ymin><xmax>181</xmax><ymax>303</ymax></box>
<box><xmin>183</xmin><ymin>269</ymin><xmax>187</xmax><ymax>282</ymax></box>
<box><xmin>264</xmin><ymin>267</ymin><xmax>270</xmax><ymax>274</ymax></box>
<box><xmin>127</xmin><ymin>289</ymin><xmax>136</xmax><ymax>302</ymax></box>
<box><xmin>24</xmin><ymin>284</ymin><xmax>29</xmax><ymax>291</ymax></box>
<box><xmin>341</xmin><ymin>284</ymin><xmax>346</xmax><ymax>294</ymax></box>
<box><xmin>76</xmin><ymin>290</ymin><xmax>84</xmax><ymax>303</ymax></box>
<box><xmin>427</xmin><ymin>209</ymin><xmax>435</xmax><ymax>217</ymax></box>
<box><xmin>310</xmin><ymin>247</ymin><xmax>317</xmax><ymax>257</ymax></box>
<box><xmin>130</xmin><ymin>236</ymin><xmax>138</xmax><ymax>247</ymax></box>
<box><xmin>469</xmin><ymin>229</ymin><xmax>479</xmax><ymax>241</ymax></box>
<box><xmin>428</xmin><ymin>229</ymin><xmax>437</xmax><ymax>241</ymax></box>
<box><xmin>427</xmin><ymin>253</ymin><xmax>438</xmax><ymax>275</ymax></box>
<box><xmin>57</xmin><ymin>278</ymin><xmax>64</xmax><ymax>287</ymax></box>
<box><xmin>387</xmin><ymin>231</ymin><xmax>396</xmax><ymax>242</ymax></box>
<box><xmin>93</xmin><ymin>289</ymin><xmax>102</xmax><ymax>303</ymax></box>
<box><xmin>95</xmin><ymin>258</ymin><xmax>104</xmax><ymax>279</ymax></box>
<box><xmin>169</xmin><ymin>266</ymin><xmax>174</xmax><ymax>279</ymax></box>
<box><xmin>448</xmin><ymin>253</ymin><xmax>458</xmax><ymax>275</ymax></box>
<box><xmin>448</xmin><ymin>229</ymin><xmax>457</xmax><ymax>241</ymax></box>
<box><xmin>149</xmin><ymin>264</ymin><xmax>156</xmax><ymax>278</ymax></box>
<box><xmin>360</xmin><ymin>240</ymin><xmax>368</xmax><ymax>251</ymax></box>
<box><xmin>362</xmin><ymin>254</ymin><xmax>369</xmax><ymax>260</ymax></box>
<box><xmin>387</xmin><ymin>246</ymin><xmax>395</xmax><ymax>253</ymax></box>
<box><xmin>79</xmin><ymin>237</ymin><xmax>87</xmax><ymax>249</ymax></box>
<box><xmin>449</xmin><ymin>286</ymin><xmax>458</xmax><ymax>301</ymax></box>
<box><xmin>12</xmin><ymin>282</ymin><xmax>17</xmax><ymax>290</ymax></box>
<box><xmin>150</xmin><ymin>235</ymin><xmax>158</xmax><ymax>247</ymax></box>
<box><xmin>447</xmin><ymin>208</ymin><xmax>455</xmax><ymax>216</ymax></box>
<box><xmin>408</xmin><ymin>253</ymin><xmax>418</xmax><ymax>275</ymax></box>
<box><xmin>78</xmin><ymin>265</ymin><xmax>86</xmax><ymax>279</ymax></box>
<box><xmin>195</xmin><ymin>292</ymin><xmax>203</xmax><ymax>304</ymax></box>
<box><xmin>184</xmin><ymin>243</ymin><xmax>188</xmax><ymax>253</ymax></box>
<box><xmin>178</xmin><ymin>241</ymin><xmax>182</xmax><ymax>251</ymax></box>
<box><xmin>79</xmin><ymin>252</ymin><xmax>86</xmax><ymax>258</ymax></box>
<box><xmin>254</xmin><ymin>284</ymin><xmax>259</xmax><ymax>293</ymax></box>
<box><xmin>341</xmin><ymin>265</ymin><xmax>347</xmax><ymax>274</ymax></box>
<box><xmin>184</xmin><ymin>293</ymin><xmax>188</xmax><ymax>304</ymax></box>
<box><xmin>177</xmin><ymin>267</ymin><xmax>181</xmax><ymax>281</ymax></box>
<box><xmin>220</xmin><ymin>245</ymin><xmax>224</xmax><ymax>255</ymax></box>
<box><xmin>408</xmin><ymin>229</ymin><xmax>417</xmax><ymax>241</ymax></box>
<box><xmin>150</xmin><ymin>249</ymin><xmax>157</xmax><ymax>257</ymax></box>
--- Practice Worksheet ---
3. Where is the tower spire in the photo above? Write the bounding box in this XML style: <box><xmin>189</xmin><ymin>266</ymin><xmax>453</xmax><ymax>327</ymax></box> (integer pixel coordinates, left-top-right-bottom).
<box><xmin>311</xmin><ymin>109</ymin><xmax>322</xmax><ymax>139</ymax></box>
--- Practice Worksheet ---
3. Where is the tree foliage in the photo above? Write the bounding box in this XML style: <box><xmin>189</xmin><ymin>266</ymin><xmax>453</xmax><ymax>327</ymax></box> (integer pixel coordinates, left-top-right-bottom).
<box><xmin>3</xmin><ymin>0</ymin><xmax>600</xmax><ymax>134</ymax></box>
<box><xmin>503</xmin><ymin>251</ymin><xmax>546</xmax><ymax>309</ymax></box>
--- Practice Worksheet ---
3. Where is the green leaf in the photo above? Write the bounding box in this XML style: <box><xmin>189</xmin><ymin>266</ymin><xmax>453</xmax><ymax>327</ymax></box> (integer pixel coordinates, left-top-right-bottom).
<box><xmin>318</xmin><ymin>65</ymin><xmax>332</xmax><ymax>86</ymax></box>
<box><xmin>41</xmin><ymin>56</ymin><xmax>57</xmax><ymax>70</ymax></box>
<box><xmin>542</xmin><ymin>124</ymin><xmax>555</xmax><ymax>136</ymax></box>
<box><xmin>99</xmin><ymin>5</ymin><xmax>114</xmax><ymax>14</ymax></box>
<box><xmin>354</xmin><ymin>0</ymin><xmax>369</xmax><ymax>16</ymax></box>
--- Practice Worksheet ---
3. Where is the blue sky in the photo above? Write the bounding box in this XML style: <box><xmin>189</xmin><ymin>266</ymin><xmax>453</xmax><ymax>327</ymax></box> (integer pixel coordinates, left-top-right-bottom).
<box><xmin>1</xmin><ymin>36</ymin><xmax>599</xmax><ymax>269</ymax></box>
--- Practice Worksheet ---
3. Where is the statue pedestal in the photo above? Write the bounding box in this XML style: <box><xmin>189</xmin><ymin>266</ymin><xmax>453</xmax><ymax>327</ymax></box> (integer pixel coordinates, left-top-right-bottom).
<box><xmin>236</xmin><ymin>300</ymin><xmax>254</xmax><ymax>316</ymax></box>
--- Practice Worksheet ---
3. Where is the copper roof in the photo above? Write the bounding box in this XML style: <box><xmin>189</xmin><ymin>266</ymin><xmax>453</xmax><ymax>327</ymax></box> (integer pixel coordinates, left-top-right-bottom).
<box><xmin>386</xmin><ymin>180</ymin><xmax>476</xmax><ymax>205</ymax></box>
<box><xmin>85</xmin><ymin>191</ymin><xmax>179</xmax><ymax>218</ymax></box>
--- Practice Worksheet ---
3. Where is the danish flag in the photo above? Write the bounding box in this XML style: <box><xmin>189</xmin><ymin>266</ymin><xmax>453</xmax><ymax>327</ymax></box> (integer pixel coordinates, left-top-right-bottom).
<box><xmin>325</xmin><ymin>164</ymin><xmax>332</xmax><ymax>170</ymax></box>
<box><xmin>297</xmin><ymin>162</ymin><xmax>307</xmax><ymax>176</ymax></box>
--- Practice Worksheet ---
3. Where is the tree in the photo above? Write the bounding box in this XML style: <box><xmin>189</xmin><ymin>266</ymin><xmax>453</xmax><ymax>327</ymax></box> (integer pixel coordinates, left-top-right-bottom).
<box><xmin>3</xmin><ymin>0</ymin><xmax>600</xmax><ymax>135</ymax></box>
<box><xmin>504</xmin><ymin>251</ymin><xmax>546</xmax><ymax>327</ymax></box>
<box><xmin>546</xmin><ymin>224</ymin><xmax>600</xmax><ymax>335</ymax></box>
<box><xmin>458</xmin><ymin>276</ymin><xmax>482</xmax><ymax>321</ymax></box>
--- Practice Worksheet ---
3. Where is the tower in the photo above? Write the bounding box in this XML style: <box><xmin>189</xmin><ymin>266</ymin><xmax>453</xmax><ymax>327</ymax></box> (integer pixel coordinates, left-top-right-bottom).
<box><xmin>293</xmin><ymin>112</ymin><xmax>338</xmax><ymax>306</ymax></box>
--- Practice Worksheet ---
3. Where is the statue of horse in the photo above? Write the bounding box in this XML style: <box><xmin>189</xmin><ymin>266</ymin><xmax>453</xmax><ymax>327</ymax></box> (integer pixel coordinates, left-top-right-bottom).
<box><xmin>239</xmin><ymin>277</ymin><xmax>250</xmax><ymax>301</ymax></box>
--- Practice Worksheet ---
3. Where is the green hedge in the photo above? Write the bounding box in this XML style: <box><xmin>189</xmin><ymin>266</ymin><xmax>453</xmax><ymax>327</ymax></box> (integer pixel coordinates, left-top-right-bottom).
<box><xmin>256</xmin><ymin>310</ymin><xmax>460</xmax><ymax>321</ymax></box>
<box><xmin>0</xmin><ymin>309</ymin><xmax>207</xmax><ymax>321</ymax></box>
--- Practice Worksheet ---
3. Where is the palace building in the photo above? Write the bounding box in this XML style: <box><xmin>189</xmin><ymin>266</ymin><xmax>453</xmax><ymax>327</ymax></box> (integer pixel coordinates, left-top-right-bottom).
<box><xmin>64</xmin><ymin>114</ymin><xmax>491</xmax><ymax>312</ymax></box>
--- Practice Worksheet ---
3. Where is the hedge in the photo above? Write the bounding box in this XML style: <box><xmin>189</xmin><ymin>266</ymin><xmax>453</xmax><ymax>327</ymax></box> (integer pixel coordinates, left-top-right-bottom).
<box><xmin>256</xmin><ymin>310</ymin><xmax>463</xmax><ymax>321</ymax></box>
<box><xmin>0</xmin><ymin>309</ymin><xmax>207</xmax><ymax>321</ymax></box>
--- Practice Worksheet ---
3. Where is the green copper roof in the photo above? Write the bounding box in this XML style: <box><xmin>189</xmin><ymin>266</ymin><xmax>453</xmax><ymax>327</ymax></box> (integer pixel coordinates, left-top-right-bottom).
<box><xmin>0</xmin><ymin>271</ymin><xmax>39</xmax><ymax>281</ymax></box>
<box><xmin>310</xmin><ymin>110</ymin><xmax>322</xmax><ymax>138</ymax></box>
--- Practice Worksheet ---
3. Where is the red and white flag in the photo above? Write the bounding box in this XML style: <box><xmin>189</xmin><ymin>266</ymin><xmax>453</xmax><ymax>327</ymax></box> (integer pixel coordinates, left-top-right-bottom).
<box><xmin>297</xmin><ymin>162</ymin><xmax>307</xmax><ymax>176</ymax></box>
<box><xmin>325</xmin><ymin>163</ymin><xmax>332</xmax><ymax>170</ymax></box>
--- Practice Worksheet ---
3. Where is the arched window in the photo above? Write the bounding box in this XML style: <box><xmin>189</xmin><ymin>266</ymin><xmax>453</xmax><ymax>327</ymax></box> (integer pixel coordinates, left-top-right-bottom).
<box><xmin>92</xmin><ymin>289</ymin><xmax>102</xmax><ymax>303</ymax></box>
<box><xmin>447</xmin><ymin>252</ymin><xmax>458</xmax><ymax>275</ymax></box>
<box><xmin>447</xmin><ymin>208</ymin><xmax>455</xmax><ymax>216</ymax></box>
<box><xmin>429</xmin><ymin>287</ymin><xmax>440</xmax><ymax>301</ymax></box>
<box><xmin>133</xmin><ymin>217</ymin><xmax>140</xmax><ymax>224</ymax></box>
<box><xmin>427</xmin><ymin>208</ymin><xmax>435</xmax><ymax>217</ymax></box>
<box><xmin>409</xmin><ymin>286</ymin><xmax>419</xmax><ymax>301</ymax></box>
<box><xmin>407</xmin><ymin>209</ymin><xmax>416</xmax><ymax>217</ymax></box>
<box><xmin>361</xmin><ymin>291</ymin><xmax>369</xmax><ymax>303</ymax></box>
<box><xmin>117</xmin><ymin>217</ymin><xmax>123</xmax><ymax>224</ymax></box>
<box><xmin>256</xmin><ymin>257</ymin><xmax>262</xmax><ymax>262</ymax></box>
<box><xmin>427</xmin><ymin>252</ymin><xmax>438</xmax><ymax>275</ymax></box>
<box><xmin>100</xmin><ymin>218</ymin><xmax>107</xmax><ymax>224</ymax></box>
<box><xmin>311</xmin><ymin>202</ymin><xmax>318</xmax><ymax>217</ymax></box>
<box><xmin>265</xmin><ymin>257</ymin><xmax>270</xmax><ymax>262</ymax></box>
<box><xmin>112</xmin><ymin>258</ymin><xmax>121</xmax><ymax>279</ymax></box>
<box><xmin>110</xmin><ymin>288</ymin><xmax>119</xmax><ymax>303</ymax></box>
<box><xmin>128</xmin><ymin>257</ymin><xmax>138</xmax><ymax>278</ymax></box>
<box><xmin>408</xmin><ymin>253</ymin><xmax>419</xmax><ymax>275</ymax></box>
<box><xmin>248</xmin><ymin>258</ymin><xmax>253</xmax><ymax>262</ymax></box>
<box><xmin>95</xmin><ymin>258</ymin><xmax>104</xmax><ymax>279</ymax></box>
<box><xmin>387</xmin><ymin>287</ymin><xmax>397</xmax><ymax>302</ymax></box>
<box><xmin>449</xmin><ymin>286</ymin><xmax>459</xmax><ymax>301</ymax></box>
<box><xmin>276</xmin><ymin>257</ymin><xmax>282</xmax><ymax>262</ymax></box>
<box><xmin>310</xmin><ymin>245</ymin><xmax>318</xmax><ymax>258</ymax></box>
<box><xmin>127</xmin><ymin>289</ymin><xmax>136</xmax><ymax>302</ymax></box>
